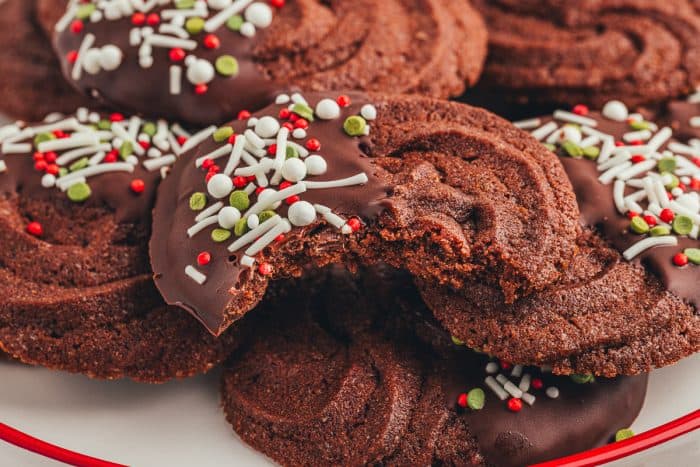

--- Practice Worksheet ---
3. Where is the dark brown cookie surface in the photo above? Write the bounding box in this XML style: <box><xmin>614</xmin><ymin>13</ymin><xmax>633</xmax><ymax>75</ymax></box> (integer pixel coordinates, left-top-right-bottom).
<box><xmin>0</xmin><ymin>110</ymin><xmax>237</xmax><ymax>382</ymax></box>
<box><xmin>150</xmin><ymin>92</ymin><xmax>581</xmax><ymax>336</ymax></box>
<box><xmin>0</xmin><ymin>0</ymin><xmax>92</xmax><ymax>121</ymax></box>
<box><xmin>48</xmin><ymin>0</ymin><xmax>487</xmax><ymax>126</ymax></box>
<box><xmin>423</xmin><ymin>103</ymin><xmax>700</xmax><ymax>377</ymax></box>
<box><xmin>221</xmin><ymin>267</ymin><xmax>647</xmax><ymax>467</ymax></box>
<box><xmin>473</xmin><ymin>0</ymin><xmax>700</xmax><ymax>108</ymax></box>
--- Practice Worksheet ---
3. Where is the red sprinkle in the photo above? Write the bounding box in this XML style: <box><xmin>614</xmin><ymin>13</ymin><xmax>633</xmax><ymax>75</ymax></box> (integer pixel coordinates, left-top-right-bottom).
<box><xmin>44</xmin><ymin>152</ymin><xmax>57</xmax><ymax>163</ymax></box>
<box><xmin>194</xmin><ymin>84</ymin><xmax>208</xmax><ymax>95</ymax></box>
<box><xmin>630</xmin><ymin>140</ymin><xmax>644</xmax><ymax>146</ymax></box>
<box><xmin>275</xmin><ymin>234</ymin><xmax>285</xmax><ymax>243</ymax></box>
<box><xmin>282</xmin><ymin>122</ymin><xmax>294</xmax><ymax>131</ymax></box>
<box><xmin>692</xmin><ymin>157</ymin><xmax>700</xmax><ymax>167</ymax></box>
<box><xmin>238</xmin><ymin>110</ymin><xmax>251</xmax><ymax>120</ymax></box>
<box><xmin>146</xmin><ymin>13</ymin><xmax>160</xmax><ymax>26</ymax></box>
<box><xmin>110</xmin><ymin>113</ymin><xmax>125</xmax><ymax>122</ymax></box>
<box><xmin>255</xmin><ymin>186</ymin><xmax>266</xmax><ymax>195</ymax></box>
<box><xmin>347</xmin><ymin>218</ymin><xmax>361</xmax><ymax>232</ymax></box>
<box><xmin>26</xmin><ymin>222</ymin><xmax>43</xmax><ymax>237</ymax></box>
<box><xmin>673</xmin><ymin>253</ymin><xmax>689</xmax><ymax>267</ymax></box>
<box><xmin>660</xmin><ymin>208</ymin><xmax>675</xmax><ymax>223</ymax></box>
<box><xmin>289</xmin><ymin>113</ymin><xmax>299</xmax><ymax>123</ymax></box>
<box><xmin>279</xmin><ymin>108</ymin><xmax>291</xmax><ymax>119</ymax></box>
<box><xmin>130</xmin><ymin>179</ymin><xmax>145</xmax><ymax>194</ymax></box>
<box><xmin>279</xmin><ymin>181</ymin><xmax>292</xmax><ymax>190</ymax></box>
<box><xmin>208</xmin><ymin>164</ymin><xmax>220</xmax><ymax>175</ymax></box>
<box><xmin>627</xmin><ymin>211</ymin><xmax>639</xmax><ymax>219</ymax></box>
<box><xmin>630</xmin><ymin>155</ymin><xmax>646</xmax><ymax>163</ymax></box>
<box><xmin>507</xmin><ymin>398</ymin><xmax>523</xmax><ymax>412</ymax></box>
<box><xmin>203</xmin><ymin>34</ymin><xmax>220</xmax><ymax>49</ymax></box>
<box><xmin>614</xmin><ymin>141</ymin><xmax>625</xmax><ymax>147</ymax></box>
<box><xmin>294</xmin><ymin>118</ymin><xmax>309</xmax><ymax>130</ymax></box>
<box><xmin>258</xmin><ymin>263</ymin><xmax>273</xmax><ymax>275</ymax></box>
<box><xmin>46</xmin><ymin>164</ymin><xmax>59</xmax><ymax>176</ymax></box>
<box><xmin>246</xmin><ymin>175</ymin><xmax>256</xmax><ymax>182</ymax></box>
<box><xmin>197</xmin><ymin>252</ymin><xmax>211</xmax><ymax>266</ymax></box>
<box><xmin>53</xmin><ymin>130</ymin><xmax>68</xmax><ymax>139</ymax></box>
<box><xmin>177</xmin><ymin>135</ymin><xmax>188</xmax><ymax>146</ymax></box>
<box><xmin>572</xmin><ymin>104</ymin><xmax>589</xmax><ymax>116</ymax></box>
<box><xmin>131</xmin><ymin>12</ymin><xmax>146</xmax><ymax>26</ymax></box>
<box><xmin>138</xmin><ymin>140</ymin><xmax>151</xmax><ymax>150</ymax></box>
<box><xmin>457</xmin><ymin>393</ymin><xmax>468</xmax><ymax>409</ymax></box>
<box><xmin>66</xmin><ymin>51</ymin><xmax>79</xmax><ymax>63</ymax></box>
<box><xmin>33</xmin><ymin>152</ymin><xmax>44</xmax><ymax>162</ymax></box>
<box><xmin>691</xmin><ymin>179</ymin><xmax>700</xmax><ymax>191</ymax></box>
<box><xmin>169</xmin><ymin>48</ymin><xmax>186</xmax><ymax>62</ymax></box>
<box><xmin>499</xmin><ymin>360</ymin><xmax>512</xmax><ymax>371</ymax></box>
<box><xmin>305</xmin><ymin>138</ymin><xmax>321</xmax><ymax>151</ymax></box>
<box><xmin>643</xmin><ymin>215</ymin><xmax>657</xmax><ymax>227</ymax></box>
<box><xmin>228</xmin><ymin>134</ymin><xmax>238</xmax><ymax>144</ymax></box>
<box><xmin>531</xmin><ymin>378</ymin><xmax>544</xmax><ymax>390</ymax></box>
<box><xmin>34</xmin><ymin>160</ymin><xmax>47</xmax><ymax>172</ymax></box>
<box><xmin>202</xmin><ymin>159</ymin><xmax>214</xmax><ymax>170</ymax></box>
<box><xmin>337</xmin><ymin>95</ymin><xmax>351</xmax><ymax>107</ymax></box>
<box><xmin>70</xmin><ymin>20</ymin><xmax>84</xmax><ymax>34</ymax></box>
<box><xmin>233</xmin><ymin>176</ymin><xmax>247</xmax><ymax>188</ymax></box>
<box><xmin>269</xmin><ymin>0</ymin><xmax>286</xmax><ymax>7</ymax></box>
<box><xmin>104</xmin><ymin>150</ymin><xmax>118</xmax><ymax>163</ymax></box>
<box><xmin>267</xmin><ymin>144</ymin><xmax>277</xmax><ymax>155</ymax></box>
<box><xmin>285</xmin><ymin>195</ymin><xmax>300</xmax><ymax>205</ymax></box>
<box><xmin>205</xmin><ymin>172</ymin><xmax>216</xmax><ymax>183</ymax></box>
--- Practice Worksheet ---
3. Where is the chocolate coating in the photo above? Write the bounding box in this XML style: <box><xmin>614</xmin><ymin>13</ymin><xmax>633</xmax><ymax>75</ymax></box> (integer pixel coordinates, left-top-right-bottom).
<box><xmin>151</xmin><ymin>92</ymin><xmax>581</xmax><ymax>335</ymax></box>
<box><xmin>665</xmin><ymin>100</ymin><xmax>700</xmax><ymax>142</ymax></box>
<box><xmin>222</xmin><ymin>267</ymin><xmax>647</xmax><ymax>466</ymax></box>
<box><xmin>50</xmin><ymin>0</ymin><xmax>487</xmax><ymax>126</ymax></box>
<box><xmin>473</xmin><ymin>0</ymin><xmax>700</xmax><ymax>108</ymax></box>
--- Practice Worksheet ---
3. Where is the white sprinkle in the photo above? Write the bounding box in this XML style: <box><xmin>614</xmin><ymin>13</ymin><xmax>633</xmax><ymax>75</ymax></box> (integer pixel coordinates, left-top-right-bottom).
<box><xmin>233</xmin><ymin>158</ymin><xmax>273</xmax><ymax>178</ymax></box>
<box><xmin>56</xmin><ymin>143</ymin><xmax>112</xmax><ymax>165</ymax></box>
<box><xmin>513</xmin><ymin>118</ymin><xmax>541</xmax><ymax>130</ymax></box>
<box><xmin>511</xmin><ymin>364</ymin><xmax>523</xmax><ymax>378</ymax></box>
<box><xmin>602</xmin><ymin>100</ymin><xmax>628</xmax><ymax>122</ymax></box>
<box><xmin>247</xmin><ymin>214</ymin><xmax>260</xmax><ymax>230</ymax></box>
<box><xmin>578</xmin><ymin>135</ymin><xmax>600</xmax><ymax>148</ymax></box>
<box><xmin>304</xmin><ymin>173</ymin><xmax>368</xmax><ymax>189</ymax></box>
<box><xmin>1</xmin><ymin>143</ymin><xmax>32</xmax><ymax>154</ymax></box>
<box><xmin>599</xmin><ymin>162</ymin><xmax>632</xmax><ymax>185</ymax></box>
<box><xmin>245</xmin><ymin>219</ymin><xmax>291</xmax><ymax>256</ymax></box>
<box><xmin>88</xmin><ymin>151</ymin><xmax>106</xmax><ymax>166</ymax></box>
<box><xmin>314</xmin><ymin>204</ymin><xmax>346</xmax><ymax>229</ymax></box>
<box><xmin>315</xmin><ymin>98</ymin><xmax>341</xmax><ymax>120</ymax></box>
<box><xmin>546</xmin><ymin>387</ymin><xmax>560</xmax><ymax>399</ymax></box>
<box><xmin>275</xmin><ymin>94</ymin><xmax>290</xmax><ymax>104</ymax></box>
<box><xmin>195</xmin><ymin>201</ymin><xmax>224</xmax><ymax>222</ymax></box>
<box><xmin>72</xmin><ymin>33</ymin><xmax>96</xmax><ymax>80</ymax></box>
<box><xmin>0</xmin><ymin>161</ymin><xmax>7</xmax><ymax>173</ymax></box>
<box><xmin>38</xmin><ymin>133</ymin><xmax>99</xmax><ymax>153</ymax></box>
<box><xmin>305</xmin><ymin>155</ymin><xmax>327</xmax><ymax>176</ymax></box>
<box><xmin>207</xmin><ymin>173</ymin><xmax>234</xmax><ymax>199</ymax></box>
<box><xmin>623</xmin><ymin>129</ymin><xmax>652</xmax><ymax>142</ymax></box>
<box><xmin>646</xmin><ymin>127</ymin><xmax>673</xmax><ymax>153</ymax></box>
<box><xmin>223</xmin><ymin>135</ymin><xmax>247</xmax><ymax>176</ymax></box>
<box><xmin>485</xmin><ymin>376</ymin><xmax>509</xmax><ymax>401</ymax></box>
<box><xmin>30</xmin><ymin>117</ymin><xmax>82</xmax><ymax>135</ymax></box>
<box><xmin>254</xmin><ymin>116</ymin><xmax>280</xmax><ymax>139</ymax></box>
<box><xmin>530</xmin><ymin>121</ymin><xmax>558</xmax><ymax>141</ymax></box>
<box><xmin>195</xmin><ymin>144</ymin><xmax>233</xmax><ymax>167</ymax></box>
<box><xmin>143</xmin><ymin>155</ymin><xmax>176</xmax><ymax>171</ymax></box>
<box><xmin>111</xmin><ymin>122</ymin><xmax>145</xmax><ymax>155</ymax></box>
<box><xmin>55</xmin><ymin>3</ymin><xmax>79</xmax><ymax>32</ymax></box>
<box><xmin>291</xmin><ymin>93</ymin><xmax>308</xmax><ymax>105</ymax></box>
<box><xmin>690</xmin><ymin>117</ymin><xmax>700</xmax><ymax>128</ymax></box>
<box><xmin>240</xmin><ymin>255</ymin><xmax>255</xmax><ymax>268</ymax></box>
<box><xmin>553</xmin><ymin>110</ymin><xmax>598</xmax><ymax>127</ymax></box>
<box><xmin>170</xmin><ymin>65</ymin><xmax>182</xmax><ymax>95</ymax></box>
<box><xmin>146</xmin><ymin>34</ymin><xmax>197</xmax><ymax>50</ymax></box>
<box><xmin>187</xmin><ymin>215</ymin><xmax>219</xmax><ymax>237</ymax></box>
<box><xmin>204</xmin><ymin>0</ymin><xmax>254</xmax><ymax>32</ymax></box>
<box><xmin>244</xmin><ymin>129</ymin><xmax>265</xmax><ymax>149</ymax></box>
<box><xmin>617</xmin><ymin>160</ymin><xmax>657</xmax><ymax>181</ymax></box>
<box><xmin>521</xmin><ymin>392</ymin><xmax>536</xmax><ymax>406</ymax></box>
<box><xmin>218</xmin><ymin>207</ymin><xmax>241</xmax><ymax>229</ymax></box>
<box><xmin>623</xmin><ymin>236</ymin><xmax>678</xmax><ymax>260</ymax></box>
<box><xmin>288</xmin><ymin>201</ymin><xmax>317</xmax><ymax>227</ymax></box>
<box><xmin>41</xmin><ymin>173</ymin><xmax>56</xmax><ymax>188</ymax></box>
<box><xmin>485</xmin><ymin>362</ymin><xmax>499</xmax><ymax>375</ymax></box>
<box><xmin>596</xmin><ymin>137</ymin><xmax>616</xmax><ymax>164</ymax></box>
<box><xmin>182</xmin><ymin>126</ymin><xmax>216</xmax><ymax>153</ymax></box>
<box><xmin>159</xmin><ymin>23</ymin><xmax>189</xmax><ymax>39</ymax></box>
<box><xmin>228</xmin><ymin>215</ymin><xmax>282</xmax><ymax>253</ymax></box>
<box><xmin>245</xmin><ymin>183</ymin><xmax>307</xmax><ymax>217</ymax></box>
<box><xmin>598</xmin><ymin>149</ymin><xmax>632</xmax><ymax>171</ymax></box>
<box><xmin>669</xmin><ymin>201</ymin><xmax>700</xmax><ymax>224</ymax></box>
<box><xmin>55</xmin><ymin>163</ymin><xmax>134</xmax><ymax>190</ymax></box>
<box><xmin>518</xmin><ymin>373</ymin><xmax>531</xmax><ymax>392</ymax></box>
<box><xmin>185</xmin><ymin>266</ymin><xmax>207</xmax><ymax>285</ymax></box>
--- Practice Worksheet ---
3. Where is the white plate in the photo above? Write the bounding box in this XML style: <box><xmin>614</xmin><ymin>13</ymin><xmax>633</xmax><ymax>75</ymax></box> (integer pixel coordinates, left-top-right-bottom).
<box><xmin>0</xmin><ymin>354</ymin><xmax>698</xmax><ymax>466</ymax></box>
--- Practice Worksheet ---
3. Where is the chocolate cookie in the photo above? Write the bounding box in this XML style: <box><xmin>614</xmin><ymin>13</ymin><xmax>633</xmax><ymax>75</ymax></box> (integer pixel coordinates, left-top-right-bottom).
<box><xmin>0</xmin><ymin>109</ymin><xmax>239</xmax><ymax>381</ymax></box>
<box><xmin>150</xmin><ymin>91</ymin><xmax>581</xmax><ymax>336</ymax></box>
<box><xmin>423</xmin><ymin>102</ymin><xmax>700</xmax><ymax>377</ymax></box>
<box><xmin>221</xmin><ymin>267</ymin><xmax>647</xmax><ymax>466</ymax></box>
<box><xmin>472</xmin><ymin>0</ymin><xmax>700</xmax><ymax>108</ymax></box>
<box><xmin>48</xmin><ymin>0</ymin><xmax>487</xmax><ymax>126</ymax></box>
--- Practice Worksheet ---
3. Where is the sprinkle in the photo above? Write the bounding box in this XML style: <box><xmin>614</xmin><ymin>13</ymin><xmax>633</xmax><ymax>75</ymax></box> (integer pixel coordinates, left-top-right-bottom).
<box><xmin>513</xmin><ymin>118</ymin><xmax>541</xmax><ymax>130</ymax></box>
<box><xmin>195</xmin><ymin>144</ymin><xmax>233</xmax><ymax>167</ymax></box>
<box><xmin>545</xmin><ymin>387</ymin><xmax>559</xmax><ymax>399</ymax></box>
<box><xmin>26</xmin><ymin>221</ymin><xmax>43</xmax><ymax>237</ymax></box>
<box><xmin>518</xmin><ymin>373</ymin><xmax>531</xmax><ymax>392</ymax></box>
<box><xmin>143</xmin><ymin>155</ymin><xmax>176</xmax><ymax>171</ymax></box>
<box><xmin>71</xmin><ymin>33</ymin><xmax>96</xmax><ymax>80</ymax></box>
<box><xmin>228</xmin><ymin>214</ymin><xmax>282</xmax><ymax>252</ymax></box>
<box><xmin>623</xmin><ymin>129</ymin><xmax>652</xmax><ymax>142</ymax></box>
<box><xmin>511</xmin><ymin>364</ymin><xmax>523</xmax><ymax>378</ymax></box>
<box><xmin>182</xmin><ymin>126</ymin><xmax>217</xmax><ymax>153</ymax></box>
<box><xmin>685</xmin><ymin>248</ymin><xmax>700</xmax><ymax>264</ymax></box>
<box><xmin>55</xmin><ymin>163</ymin><xmax>134</xmax><ymax>190</ymax></box>
<box><xmin>343</xmin><ymin>116</ymin><xmax>367</xmax><ymax>136</ymax></box>
<box><xmin>215</xmin><ymin>55</ymin><xmax>239</xmax><ymax>77</ymax></box>
<box><xmin>187</xmin><ymin>215</ymin><xmax>219</xmax><ymax>237</ymax></box>
<box><xmin>646</xmin><ymin>127</ymin><xmax>672</xmax><ymax>153</ymax></box>
<box><xmin>240</xmin><ymin>255</ymin><xmax>255</xmax><ymax>268</ymax></box>
<box><xmin>67</xmin><ymin>182</ymin><xmax>92</xmax><ymax>202</ymax></box>
<box><xmin>169</xmin><ymin>65</ymin><xmax>182</xmax><ymax>95</ymax></box>
<box><xmin>521</xmin><ymin>392</ymin><xmax>536</xmax><ymax>406</ymax></box>
<box><xmin>602</xmin><ymin>100</ymin><xmax>628</xmax><ymax>121</ymax></box>
<box><xmin>484</xmin><ymin>376</ymin><xmax>509</xmax><ymax>401</ymax></box>
<box><xmin>245</xmin><ymin>219</ymin><xmax>291</xmax><ymax>256</ymax></box>
<box><xmin>195</xmin><ymin>201</ymin><xmax>224</xmax><ymax>222</ymax></box>
<box><xmin>507</xmin><ymin>398</ymin><xmax>522</xmax><ymax>412</ymax></box>
<box><xmin>303</xmin><ymin>173</ymin><xmax>368</xmax><ymax>189</ymax></box>
<box><xmin>553</xmin><ymin>110</ymin><xmax>597</xmax><ymax>127</ymax></box>
<box><xmin>485</xmin><ymin>362</ymin><xmax>499</xmax><ymax>374</ymax></box>
<box><xmin>615</xmin><ymin>429</ymin><xmax>635</xmax><ymax>442</ymax></box>
<box><xmin>189</xmin><ymin>192</ymin><xmax>207</xmax><ymax>211</ymax></box>
<box><xmin>467</xmin><ymin>388</ymin><xmax>486</xmax><ymax>410</ymax></box>
<box><xmin>185</xmin><ymin>265</ymin><xmax>207</xmax><ymax>284</ymax></box>
<box><xmin>530</xmin><ymin>121</ymin><xmax>558</xmax><ymax>141</ymax></box>
<box><xmin>244</xmin><ymin>183</ymin><xmax>307</xmax><ymax>217</ymax></box>
<box><xmin>598</xmin><ymin>162</ymin><xmax>632</xmax><ymax>185</ymax></box>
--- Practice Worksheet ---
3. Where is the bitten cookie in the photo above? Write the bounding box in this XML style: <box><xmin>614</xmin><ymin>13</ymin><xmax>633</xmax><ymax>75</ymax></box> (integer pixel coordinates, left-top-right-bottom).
<box><xmin>423</xmin><ymin>102</ymin><xmax>700</xmax><ymax>377</ymax></box>
<box><xmin>150</xmin><ymin>91</ymin><xmax>581</xmax><ymax>336</ymax></box>
<box><xmin>221</xmin><ymin>267</ymin><xmax>647</xmax><ymax>467</ymax></box>
<box><xmin>48</xmin><ymin>0</ymin><xmax>487</xmax><ymax>126</ymax></box>
<box><xmin>472</xmin><ymin>0</ymin><xmax>700</xmax><ymax>108</ymax></box>
<box><xmin>0</xmin><ymin>109</ymin><xmax>239</xmax><ymax>382</ymax></box>
<box><xmin>0</xmin><ymin>0</ymin><xmax>92</xmax><ymax>121</ymax></box>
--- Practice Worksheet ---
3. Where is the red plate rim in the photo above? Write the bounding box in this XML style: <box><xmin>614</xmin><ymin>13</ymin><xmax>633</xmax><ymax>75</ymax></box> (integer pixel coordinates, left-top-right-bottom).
<box><xmin>1</xmin><ymin>409</ymin><xmax>698</xmax><ymax>467</ymax></box>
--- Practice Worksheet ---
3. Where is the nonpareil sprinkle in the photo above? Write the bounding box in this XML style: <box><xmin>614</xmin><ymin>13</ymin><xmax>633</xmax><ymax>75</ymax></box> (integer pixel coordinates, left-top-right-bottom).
<box><xmin>234</xmin><ymin>218</ymin><xmax>249</xmax><ymax>237</ymax></box>
<box><xmin>189</xmin><ymin>192</ymin><xmax>207</xmax><ymax>211</ymax></box>
<box><xmin>343</xmin><ymin>116</ymin><xmax>367</xmax><ymax>137</ymax></box>
<box><xmin>292</xmin><ymin>103</ymin><xmax>315</xmax><ymax>122</ymax></box>
<box><xmin>467</xmin><ymin>388</ymin><xmax>485</xmax><ymax>410</ymax></box>
<box><xmin>213</xmin><ymin>126</ymin><xmax>234</xmax><ymax>143</ymax></box>
<box><xmin>67</xmin><ymin>182</ymin><xmax>92</xmax><ymax>202</ymax></box>
<box><xmin>229</xmin><ymin>190</ymin><xmax>250</xmax><ymax>211</ymax></box>
<box><xmin>684</xmin><ymin>248</ymin><xmax>700</xmax><ymax>265</ymax></box>
<box><xmin>672</xmin><ymin>215</ymin><xmax>693</xmax><ymax>236</ymax></box>
<box><xmin>630</xmin><ymin>216</ymin><xmax>650</xmax><ymax>234</ymax></box>
<box><xmin>211</xmin><ymin>228</ymin><xmax>231</xmax><ymax>243</ymax></box>
<box><xmin>615</xmin><ymin>428</ymin><xmax>634</xmax><ymax>442</ymax></box>
<box><xmin>570</xmin><ymin>374</ymin><xmax>595</xmax><ymax>384</ymax></box>
<box><xmin>215</xmin><ymin>55</ymin><xmax>239</xmax><ymax>77</ymax></box>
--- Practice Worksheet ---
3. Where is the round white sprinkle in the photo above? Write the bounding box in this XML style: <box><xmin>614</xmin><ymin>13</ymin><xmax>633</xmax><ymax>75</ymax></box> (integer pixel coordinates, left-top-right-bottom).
<box><xmin>275</xmin><ymin>94</ymin><xmax>290</xmax><ymax>105</ymax></box>
<box><xmin>288</xmin><ymin>201</ymin><xmax>317</xmax><ymax>227</ymax></box>
<box><xmin>208</xmin><ymin>0</ymin><xmax>232</xmax><ymax>9</ymax></box>
<box><xmin>485</xmin><ymin>362</ymin><xmax>499</xmax><ymax>374</ymax></box>
<box><xmin>304</xmin><ymin>155</ymin><xmax>327</xmax><ymax>175</ymax></box>
<box><xmin>83</xmin><ymin>49</ymin><xmax>103</xmax><ymax>75</ymax></box>
<box><xmin>258</xmin><ymin>188</ymin><xmax>281</xmax><ymax>209</ymax></box>
<box><xmin>561</xmin><ymin>125</ymin><xmax>582</xmax><ymax>144</ymax></box>
<box><xmin>245</xmin><ymin>2</ymin><xmax>273</xmax><ymax>28</ymax></box>
<box><xmin>207</xmin><ymin>173</ymin><xmax>234</xmax><ymax>199</ymax></box>
<box><xmin>240</xmin><ymin>22</ymin><xmax>256</xmax><ymax>37</ymax></box>
<box><xmin>41</xmin><ymin>173</ymin><xmax>56</xmax><ymax>188</ymax></box>
<box><xmin>247</xmin><ymin>214</ymin><xmax>260</xmax><ymax>229</ymax></box>
<box><xmin>281</xmin><ymin>158</ymin><xmax>307</xmax><ymax>182</ymax></box>
<box><xmin>218</xmin><ymin>206</ymin><xmax>241</xmax><ymax>229</ymax></box>
<box><xmin>602</xmin><ymin>100</ymin><xmax>629</xmax><ymax>122</ymax></box>
<box><xmin>98</xmin><ymin>45</ymin><xmax>123</xmax><ymax>71</ymax></box>
<box><xmin>546</xmin><ymin>387</ymin><xmax>560</xmax><ymax>399</ymax></box>
<box><xmin>360</xmin><ymin>104</ymin><xmax>377</xmax><ymax>121</ymax></box>
<box><xmin>292</xmin><ymin>128</ymin><xmax>307</xmax><ymax>139</ymax></box>
<box><xmin>139</xmin><ymin>55</ymin><xmax>154</xmax><ymax>69</ymax></box>
<box><xmin>126</xmin><ymin>155</ymin><xmax>139</xmax><ymax>165</ymax></box>
<box><xmin>315</xmin><ymin>99</ymin><xmax>341</xmax><ymax>120</ymax></box>
<box><xmin>184</xmin><ymin>55</ymin><xmax>196</xmax><ymax>67</ymax></box>
<box><xmin>90</xmin><ymin>10</ymin><xmax>103</xmax><ymax>23</ymax></box>
<box><xmin>187</xmin><ymin>59</ymin><xmax>215</xmax><ymax>85</ymax></box>
<box><xmin>672</xmin><ymin>187</ymin><xmax>684</xmax><ymax>197</ymax></box>
<box><xmin>254</xmin><ymin>116</ymin><xmax>280</xmax><ymax>138</ymax></box>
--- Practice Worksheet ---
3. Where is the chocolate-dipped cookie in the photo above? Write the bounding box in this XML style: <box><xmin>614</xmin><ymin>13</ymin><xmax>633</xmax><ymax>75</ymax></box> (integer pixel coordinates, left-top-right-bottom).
<box><xmin>222</xmin><ymin>267</ymin><xmax>647</xmax><ymax>466</ymax></box>
<box><xmin>48</xmin><ymin>0</ymin><xmax>487</xmax><ymax>126</ymax></box>
<box><xmin>472</xmin><ymin>0</ymin><xmax>700</xmax><ymax>108</ymax></box>
<box><xmin>423</xmin><ymin>101</ymin><xmax>700</xmax><ymax>377</ymax></box>
<box><xmin>0</xmin><ymin>109</ymin><xmax>239</xmax><ymax>381</ymax></box>
<box><xmin>150</xmin><ymin>91</ymin><xmax>582</xmax><ymax>336</ymax></box>
<box><xmin>0</xmin><ymin>0</ymin><xmax>92</xmax><ymax>121</ymax></box>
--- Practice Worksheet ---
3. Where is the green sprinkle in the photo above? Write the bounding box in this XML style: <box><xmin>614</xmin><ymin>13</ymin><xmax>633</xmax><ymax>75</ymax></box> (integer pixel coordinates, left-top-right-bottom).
<box><xmin>467</xmin><ymin>388</ymin><xmax>485</xmax><ymax>411</ymax></box>
<box><xmin>684</xmin><ymin>248</ymin><xmax>700</xmax><ymax>264</ymax></box>
<box><xmin>343</xmin><ymin>116</ymin><xmax>367</xmax><ymax>137</ymax></box>
<box><xmin>69</xmin><ymin>157</ymin><xmax>89</xmax><ymax>172</ymax></box>
<box><xmin>176</xmin><ymin>0</ymin><xmax>195</xmax><ymax>8</ymax></box>
<box><xmin>543</xmin><ymin>143</ymin><xmax>556</xmax><ymax>152</ymax></box>
<box><xmin>75</xmin><ymin>3</ymin><xmax>96</xmax><ymax>20</ymax></box>
<box><xmin>59</xmin><ymin>168</ymin><xmax>69</xmax><ymax>178</ymax></box>
<box><xmin>213</xmin><ymin>126</ymin><xmax>234</xmax><ymax>142</ymax></box>
<box><xmin>229</xmin><ymin>190</ymin><xmax>250</xmax><ymax>211</ymax></box>
<box><xmin>285</xmin><ymin>145</ymin><xmax>299</xmax><ymax>159</ymax></box>
<box><xmin>450</xmin><ymin>335</ymin><xmax>464</xmax><ymax>346</ymax></box>
<box><xmin>185</xmin><ymin>17</ymin><xmax>205</xmax><ymax>34</ymax></box>
<box><xmin>657</xmin><ymin>157</ymin><xmax>677</xmax><ymax>173</ymax></box>
<box><xmin>630</xmin><ymin>216</ymin><xmax>650</xmax><ymax>234</ymax></box>
<box><xmin>570</xmin><ymin>374</ymin><xmax>595</xmax><ymax>384</ymax></box>
<box><xmin>561</xmin><ymin>140</ymin><xmax>584</xmax><ymax>158</ymax></box>
<box><xmin>650</xmin><ymin>225</ymin><xmax>671</xmax><ymax>237</ymax></box>
<box><xmin>215</xmin><ymin>55</ymin><xmax>239</xmax><ymax>77</ymax></box>
<box><xmin>211</xmin><ymin>228</ymin><xmax>231</xmax><ymax>243</ymax></box>
<box><xmin>291</xmin><ymin>103</ymin><xmax>315</xmax><ymax>122</ymax></box>
<box><xmin>189</xmin><ymin>192</ymin><xmax>207</xmax><ymax>211</ymax></box>
<box><xmin>615</xmin><ymin>428</ymin><xmax>634</xmax><ymax>442</ymax></box>
<box><xmin>119</xmin><ymin>141</ymin><xmax>134</xmax><ymax>160</ymax></box>
<box><xmin>234</xmin><ymin>218</ymin><xmax>249</xmax><ymax>237</ymax></box>
<box><xmin>97</xmin><ymin>119</ymin><xmax>112</xmax><ymax>130</ymax></box>
<box><xmin>629</xmin><ymin>120</ymin><xmax>650</xmax><ymax>131</ymax></box>
<box><xmin>142</xmin><ymin>122</ymin><xmax>157</xmax><ymax>137</ymax></box>
<box><xmin>672</xmin><ymin>215</ymin><xmax>693</xmax><ymax>235</ymax></box>
<box><xmin>258</xmin><ymin>210</ymin><xmax>276</xmax><ymax>224</ymax></box>
<box><xmin>582</xmin><ymin>146</ymin><xmax>600</xmax><ymax>160</ymax></box>
<box><xmin>226</xmin><ymin>15</ymin><xmax>244</xmax><ymax>31</ymax></box>
<box><xmin>33</xmin><ymin>132</ymin><xmax>55</xmax><ymax>147</ymax></box>
<box><xmin>66</xmin><ymin>182</ymin><xmax>91</xmax><ymax>202</ymax></box>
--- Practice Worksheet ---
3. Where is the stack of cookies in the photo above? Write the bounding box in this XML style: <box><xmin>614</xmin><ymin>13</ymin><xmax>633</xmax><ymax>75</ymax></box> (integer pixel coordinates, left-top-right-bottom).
<box><xmin>0</xmin><ymin>1</ymin><xmax>698</xmax><ymax>465</ymax></box>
